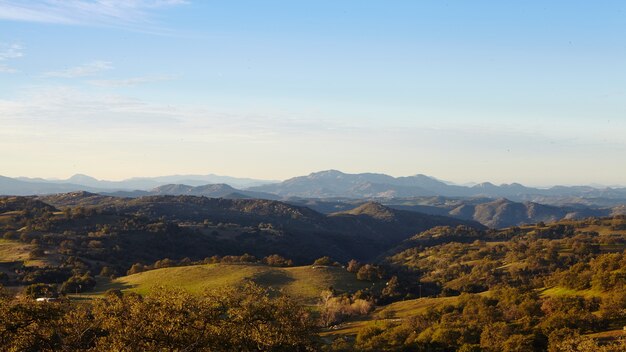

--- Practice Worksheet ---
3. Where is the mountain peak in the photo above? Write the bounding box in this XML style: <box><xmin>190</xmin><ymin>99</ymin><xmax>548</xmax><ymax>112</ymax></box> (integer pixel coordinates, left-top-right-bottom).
<box><xmin>340</xmin><ymin>201</ymin><xmax>397</xmax><ymax>220</ymax></box>
<box><xmin>473</xmin><ymin>182</ymin><xmax>497</xmax><ymax>189</ymax></box>
<box><xmin>67</xmin><ymin>174</ymin><xmax>99</xmax><ymax>183</ymax></box>
<box><xmin>152</xmin><ymin>184</ymin><xmax>194</xmax><ymax>193</ymax></box>
<box><xmin>307</xmin><ymin>170</ymin><xmax>346</xmax><ymax>178</ymax></box>
<box><xmin>490</xmin><ymin>197</ymin><xmax>513</xmax><ymax>205</ymax></box>
<box><xmin>410</xmin><ymin>173</ymin><xmax>434</xmax><ymax>179</ymax></box>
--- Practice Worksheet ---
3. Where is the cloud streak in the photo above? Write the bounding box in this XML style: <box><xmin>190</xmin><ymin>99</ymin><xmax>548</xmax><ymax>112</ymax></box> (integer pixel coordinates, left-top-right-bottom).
<box><xmin>0</xmin><ymin>0</ymin><xmax>188</xmax><ymax>31</ymax></box>
<box><xmin>0</xmin><ymin>42</ymin><xmax>23</xmax><ymax>73</ymax></box>
<box><xmin>0</xmin><ymin>85</ymin><xmax>340</xmax><ymax>142</ymax></box>
<box><xmin>88</xmin><ymin>74</ymin><xmax>176</xmax><ymax>87</ymax></box>
<box><xmin>43</xmin><ymin>60</ymin><xmax>113</xmax><ymax>78</ymax></box>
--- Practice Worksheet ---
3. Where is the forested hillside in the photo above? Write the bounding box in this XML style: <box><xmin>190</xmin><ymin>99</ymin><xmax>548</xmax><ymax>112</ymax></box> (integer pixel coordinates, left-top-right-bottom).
<box><xmin>2</xmin><ymin>194</ymin><xmax>626</xmax><ymax>351</ymax></box>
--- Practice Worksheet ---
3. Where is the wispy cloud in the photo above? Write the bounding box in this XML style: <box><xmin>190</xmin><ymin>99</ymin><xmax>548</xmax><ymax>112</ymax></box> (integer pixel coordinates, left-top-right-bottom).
<box><xmin>0</xmin><ymin>1</ymin><xmax>188</xmax><ymax>31</ymax></box>
<box><xmin>43</xmin><ymin>60</ymin><xmax>113</xmax><ymax>78</ymax></box>
<box><xmin>0</xmin><ymin>42</ymin><xmax>23</xmax><ymax>73</ymax></box>
<box><xmin>0</xmin><ymin>85</ymin><xmax>336</xmax><ymax>140</ymax></box>
<box><xmin>88</xmin><ymin>74</ymin><xmax>176</xmax><ymax>87</ymax></box>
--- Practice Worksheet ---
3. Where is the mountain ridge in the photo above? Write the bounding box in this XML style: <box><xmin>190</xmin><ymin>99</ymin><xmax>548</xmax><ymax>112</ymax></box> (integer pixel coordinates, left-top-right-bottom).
<box><xmin>248</xmin><ymin>170</ymin><xmax>626</xmax><ymax>200</ymax></box>
<box><xmin>11</xmin><ymin>173</ymin><xmax>276</xmax><ymax>192</ymax></box>
<box><xmin>3</xmin><ymin>170</ymin><xmax>626</xmax><ymax>204</ymax></box>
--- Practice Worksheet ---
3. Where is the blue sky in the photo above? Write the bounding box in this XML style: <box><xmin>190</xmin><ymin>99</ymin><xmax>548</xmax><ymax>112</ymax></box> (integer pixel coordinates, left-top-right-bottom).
<box><xmin>0</xmin><ymin>1</ymin><xmax>625</xmax><ymax>186</ymax></box>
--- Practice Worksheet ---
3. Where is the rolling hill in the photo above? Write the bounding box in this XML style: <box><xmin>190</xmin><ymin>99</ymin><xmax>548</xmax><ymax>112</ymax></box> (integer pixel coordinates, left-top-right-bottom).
<box><xmin>1</xmin><ymin>194</ymin><xmax>484</xmax><ymax>270</ymax></box>
<box><xmin>93</xmin><ymin>263</ymin><xmax>376</xmax><ymax>305</ymax></box>
<box><xmin>291</xmin><ymin>196</ymin><xmax>623</xmax><ymax>228</ymax></box>
<box><xmin>103</xmin><ymin>196</ymin><xmax>483</xmax><ymax>262</ymax></box>
<box><xmin>148</xmin><ymin>183</ymin><xmax>278</xmax><ymax>199</ymax></box>
<box><xmin>419</xmin><ymin>197</ymin><xmax>610</xmax><ymax>228</ymax></box>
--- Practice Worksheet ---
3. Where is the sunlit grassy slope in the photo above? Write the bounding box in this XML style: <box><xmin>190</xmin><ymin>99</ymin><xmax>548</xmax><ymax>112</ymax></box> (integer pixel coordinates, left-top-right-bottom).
<box><xmin>0</xmin><ymin>238</ymin><xmax>51</xmax><ymax>267</ymax></box>
<box><xmin>97</xmin><ymin>263</ymin><xmax>375</xmax><ymax>306</ymax></box>
<box><xmin>540</xmin><ymin>286</ymin><xmax>607</xmax><ymax>299</ymax></box>
<box><xmin>0</xmin><ymin>239</ymin><xmax>34</xmax><ymax>263</ymax></box>
<box><xmin>320</xmin><ymin>295</ymin><xmax>460</xmax><ymax>338</ymax></box>
<box><xmin>373</xmin><ymin>296</ymin><xmax>460</xmax><ymax>320</ymax></box>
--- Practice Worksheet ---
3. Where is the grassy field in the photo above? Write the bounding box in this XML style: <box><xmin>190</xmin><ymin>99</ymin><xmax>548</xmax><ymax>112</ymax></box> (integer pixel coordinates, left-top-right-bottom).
<box><xmin>587</xmin><ymin>329</ymin><xmax>626</xmax><ymax>342</ymax></box>
<box><xmin>540</xmin><ymin>286</ymin><xmax>606</xmax><ymax>299</ymax></box>
<box><xmin>89</xmin><ymin>263</ymin><xmax>376</xmax><ymax>306</ymax></box>
<box><xmin>585</xmin><ymin>224</ymin><xmax>626</xmax><ymax>237</ymax></box>
<box><xmin>321</xmin><ymin>295</ymin><xmax>460</xmax><ymax>339</ymax></box>
<box><xmin>0</xmin><ymin>239</ymin><xmax>36</xmax><ymax>264</ymax></box>
<box><xmin>373</xmin><ymin>296</ymin><xmax>459</xmax><ymax>320</ymax></box>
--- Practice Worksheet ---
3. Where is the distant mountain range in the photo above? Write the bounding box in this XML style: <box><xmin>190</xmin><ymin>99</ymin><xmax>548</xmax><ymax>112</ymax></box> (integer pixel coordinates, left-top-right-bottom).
<box><xmin>105</xmin><ymin>184</ymin><xmax>280</xmax><ymax>200</ymax></box>
<box><xmin>3</xmin><ymin>170</ymin><xmax>626</xmax><ymax>211</ymax></box>
<box><xmin>1</xmin><ymin>174</ymin><xmax>276</xmax><ymax>195</ymax></box>
<box><xmin>248</xmin><ymin>170</ymin><xmax>626</xmax><ymax>201</ymax></box>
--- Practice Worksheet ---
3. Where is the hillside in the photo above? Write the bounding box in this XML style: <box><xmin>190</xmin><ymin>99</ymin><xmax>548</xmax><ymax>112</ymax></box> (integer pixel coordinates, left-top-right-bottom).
<box><xmin>109</xmin><ymin>197</ymin><xmax>483</xmax><ymax>262</ymax></box>
<box><xmin>385</xmin><ymin>217</ymin><xmax>626</xmax><ymax>296</ymax></box>
<box><xmin>0</xmin><ymin>239</ymin><xmax>37</xmax><ymax>265</ymax></box>
<box><xmin>313</xmin><ymin>217</ymin><xmax>626</xmax><ymax>350</ymax></box>
<box><xmin>3</xmin><ymin>193</ymin><xmax>626</xmax><ymax>351</ymax></box>
<box><xmin>330</xmin><ymin>202</ymin><xmax>483</xmax><ymax>242</ymax></box>
<box><xmin>0</xmin><ymin>194</ymin><xmax>483</xmax><ymax>283</ymax></box>
<box><xmin>379</xmin><ymin>197</ymin><xmax>618</xmax><ymax>228</ymax></box>
<box><xmin>321</xmin><ymin>295</ymin><xmax>461</xmax><ymax>339</ymax></box>
<box><xmin>37</xmin><ymin>191</ymin><xmax>127</xmax><ymax>208</ymax></box>
<box><xmin>338</xmin><ymin>202</ymin><xmax>397</xmax><ymax>220</ymax></box>
<box><xmin>94</xmin><ymin>263</ymin><xmax>375</xmax><ymax>306</ymax></box>
<box><xmin>137</xmin><ymin>183</ymin><xmax>279</xmax><ymax>200</ymax></box>
<box><xmin>290</xmin><ymin>196</ymin><xmax>625</xmax><ymax>228</ymax></box>
<box><xmin>0</xmin><ymin>196</ymin><xmax>57</xmax><ymax>213</ymax></box>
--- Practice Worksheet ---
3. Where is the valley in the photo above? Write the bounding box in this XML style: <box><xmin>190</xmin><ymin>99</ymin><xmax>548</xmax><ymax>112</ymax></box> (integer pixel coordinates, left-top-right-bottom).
<box><xmin>1</xmin><ymin>190</ymin><xmax>626</xmax><ymax>350</ymax></box>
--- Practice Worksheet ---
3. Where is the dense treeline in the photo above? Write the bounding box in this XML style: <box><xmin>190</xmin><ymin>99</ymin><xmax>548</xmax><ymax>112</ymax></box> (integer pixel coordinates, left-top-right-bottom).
<box><xmin>0</xmin><ymin>283</ymin><xmax>316</xmax><ymax>351</ymax></box>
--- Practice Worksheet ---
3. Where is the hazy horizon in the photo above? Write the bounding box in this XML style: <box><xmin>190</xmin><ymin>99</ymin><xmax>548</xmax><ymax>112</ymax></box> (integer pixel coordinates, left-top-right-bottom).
<box><xmin>2</xmin><ymin>1</ymin><xmax>625</xmax><ymax>186</ymax></box>
<box><xmin>3</xmin><ymin>169</ymin><xmax>625</xmax><ymax>189</ymax></box>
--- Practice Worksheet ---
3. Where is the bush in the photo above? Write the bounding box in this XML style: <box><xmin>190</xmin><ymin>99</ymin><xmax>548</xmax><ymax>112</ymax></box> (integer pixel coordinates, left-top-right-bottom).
<box><xmin>28</xmin><ymin>248</ymin><xmax>45</xmax><ymax>259</ymax></box>
<box><xmin>263</xmin><ymin>254</ymin><xmax>294</xmax><ymax>267</ymax></box>
<box><xmin>313</xmin><ymin>256</ymin><xmax>333</xmax><ymax>266</ymax></box>
<box><xmin>99</xmin><ymin>266</ymin><xmax>114</xmax><ymax>278</ymax></box>
<box><xmin>356</xmin><ymin>264</ymin><xmax>382</xmax><ymax>281</ymax></box>
<box><xmin>24</xmin><ymin>283</ymin><xmax>58</xmax><ymax>299</ymax></box>
<box><xmin>2</xmin><ymin>231</ymin><xmax>18</xmax><ymax>240</ymax></box>
<box><xmin>347</xmin><ymin>259</ymin><xmax>362</xmax><ymax>273</ymax></box>
<box><xmin>60</xmin><ymin>274</ymin><xmax>96</xmax><ymax>294</ymax></box>
<box><xmin>127</xmin><ymin>263</ymin><xmax>146</xmax><ymax>275</ymax></box>
<box><xmin>0</xmin><ymin>273</ymin><xmax>9</xmax><ymax>285</ymax></box>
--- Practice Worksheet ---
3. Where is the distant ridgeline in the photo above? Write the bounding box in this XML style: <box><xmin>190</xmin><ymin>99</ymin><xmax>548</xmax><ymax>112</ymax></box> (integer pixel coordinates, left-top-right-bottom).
<box><xmin>3</xmin><ymin>170</ymin><xmax>625</xmax><ymax>231</ymax></box>
<box><xmin>2</xmin><ymin>170</ymin><xmax>626</xmax><ymax>204</ymax></box>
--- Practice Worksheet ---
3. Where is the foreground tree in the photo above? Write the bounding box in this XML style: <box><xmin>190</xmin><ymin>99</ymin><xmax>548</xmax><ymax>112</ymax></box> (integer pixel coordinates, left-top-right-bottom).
<box><xmin>0</xmin><ymin>283</ymin><xmax>317</xmax><ymax>351</ymax></box>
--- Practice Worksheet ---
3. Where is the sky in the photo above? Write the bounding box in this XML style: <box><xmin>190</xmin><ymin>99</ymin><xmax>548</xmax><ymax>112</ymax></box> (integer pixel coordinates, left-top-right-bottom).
<box><xmin>0</xmin><ymin>0</ymin><xmax>625</xmax><ymax>186</ymax></box>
